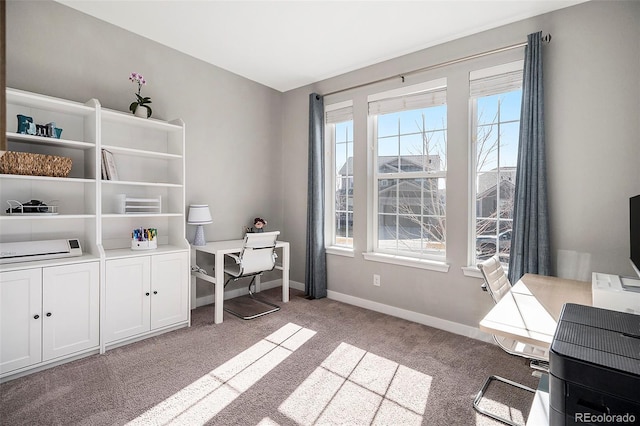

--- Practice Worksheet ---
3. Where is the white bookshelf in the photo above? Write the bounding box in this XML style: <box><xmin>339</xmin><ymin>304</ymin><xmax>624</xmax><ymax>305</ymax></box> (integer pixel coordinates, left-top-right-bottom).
<box><xmin>1</xmin><ymin>88</ymin><xmax>189</xmax><ymax>380</ymax></box>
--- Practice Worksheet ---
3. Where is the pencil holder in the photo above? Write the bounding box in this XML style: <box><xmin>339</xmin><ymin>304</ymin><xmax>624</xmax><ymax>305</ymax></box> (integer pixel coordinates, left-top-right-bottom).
<box><xmin>131</xmin><ymin>227</ymin><xmax>158</xmax><ymax>250</ymax></box>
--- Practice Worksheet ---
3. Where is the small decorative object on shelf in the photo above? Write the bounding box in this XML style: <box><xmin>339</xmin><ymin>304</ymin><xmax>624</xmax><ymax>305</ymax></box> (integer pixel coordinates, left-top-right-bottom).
<box><xmin>249</xmin><ymin>217</ymin><xmax>267</xmax><ymax>233</ymax></box>
<box><xmin>128</xmin><ymin>72</ymin><xmax>152</xmax><ymax>118</ymax></box>
<box><xmin>5</xmin><ymin>199</ymin><xmax>59</xmax><ymax>215</ymax></box>
<box><xmin>17</xmin><ymin>115</ymin><xmax>63</xmax><ymax>138</ymax></box>
<box><xmin>131</xmin><ymin>227</ymin><xmax>158</xmax><ymax>250</ymax></box>
<box><xmin>116</xmin><ymin>194</ymin><xmax>162</xmax><ymax>214</ymax></box>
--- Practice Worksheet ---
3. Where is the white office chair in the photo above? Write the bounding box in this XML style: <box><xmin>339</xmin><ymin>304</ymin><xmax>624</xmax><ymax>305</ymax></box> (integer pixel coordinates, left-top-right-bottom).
<box><xmin>474</xmin><ymin>255</ymin><xmax>549</xmax><ymax>426</ymax></box>
<box><xmin>223</xmin><ymin>231</ymin><xmax>281</xmax><ymax>320</ymax></box>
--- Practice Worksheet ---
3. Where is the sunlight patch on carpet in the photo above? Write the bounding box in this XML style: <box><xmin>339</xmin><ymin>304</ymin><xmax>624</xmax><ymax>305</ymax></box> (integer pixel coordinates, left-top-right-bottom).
<box><xmin>126</xmin><ymin>323</ymin><xmax>316</xmax><ymax>426</ymax></box>
<box><xmin>279</xmin><ymin>342</ymin><xmax>432</xmax><ymax>426</ymax></box>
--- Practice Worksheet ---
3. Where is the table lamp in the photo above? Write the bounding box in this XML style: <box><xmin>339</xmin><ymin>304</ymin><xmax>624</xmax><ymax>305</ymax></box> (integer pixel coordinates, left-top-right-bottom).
<box><xmin>187</xmin><ymin>204</ymin><xmax>212</xmax><ymax>246</ymax></box>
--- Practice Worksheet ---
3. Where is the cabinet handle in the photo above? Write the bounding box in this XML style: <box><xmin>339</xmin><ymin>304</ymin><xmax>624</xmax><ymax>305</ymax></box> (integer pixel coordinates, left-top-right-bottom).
<box><xmin>34</xmin><ymin>314</ymin><xmax>40</xmax><ymax>319</ymax></box>
<box><xmin>153</xmin><ymin>291</ymin><xmax>158</xmax><ymax>294</ymax></box>
<box><xmin>46</xmin><ymin>313</ymin><xmax>52</xmax><ymax>317</ymax></box>
<box><xmin>145</xmin><ymin>292</ymin><xmax>150</xmax><ymax>296</ymax></box>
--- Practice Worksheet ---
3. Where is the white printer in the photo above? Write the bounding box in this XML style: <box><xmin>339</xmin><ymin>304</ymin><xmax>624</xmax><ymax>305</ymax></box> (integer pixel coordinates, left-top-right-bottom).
<box><xmin>0</xmin><ymin>239</ymin><xmax>82</xmax><ymax>264</ymax></box>
<box><xmin>592</xmin><ymin>272</ymin><xmax>640</xmax><ymax>315</ymax></box>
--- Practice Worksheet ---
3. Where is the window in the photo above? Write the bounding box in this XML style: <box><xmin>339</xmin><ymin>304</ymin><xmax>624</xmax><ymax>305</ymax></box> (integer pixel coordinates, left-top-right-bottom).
<box><xmin>325</xmin><ymin>101</ymin><xmax>354</xmax><ymax>248</ymax></box>
<box><xmin>369</xmin><ymin>80</ymin><xmax>447</xmax><ymax>260</ymax></box>
<box><xmin>470</xmin><ymin>62</ymin><xmax>523</xmax><ymax>265</ymax></box>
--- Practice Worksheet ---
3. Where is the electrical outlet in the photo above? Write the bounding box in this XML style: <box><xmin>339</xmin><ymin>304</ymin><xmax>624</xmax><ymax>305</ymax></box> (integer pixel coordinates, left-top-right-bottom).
<box><xmin>373</xmin><ymin>274</ymin><xmax>381</xmax><ymax>287</ymax></box>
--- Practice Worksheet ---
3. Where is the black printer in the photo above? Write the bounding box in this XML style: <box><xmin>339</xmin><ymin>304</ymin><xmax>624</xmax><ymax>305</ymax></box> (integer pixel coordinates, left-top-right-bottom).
<box><xmin>549</xmin><ymin>303</ymin><xmax>640</xmax><ymax>425</ymax></box>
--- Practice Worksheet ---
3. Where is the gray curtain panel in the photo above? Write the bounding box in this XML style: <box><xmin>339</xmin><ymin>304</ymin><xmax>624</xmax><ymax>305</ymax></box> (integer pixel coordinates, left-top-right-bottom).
<box><xmin>508</xmin><ymin>31</ymin><xmax>551</xmax><ymax>284</ymax></box>
<box><xmin>305</xmin><ymin>93</ymin><xmax>327</xmax><ymax>299</ymax></box>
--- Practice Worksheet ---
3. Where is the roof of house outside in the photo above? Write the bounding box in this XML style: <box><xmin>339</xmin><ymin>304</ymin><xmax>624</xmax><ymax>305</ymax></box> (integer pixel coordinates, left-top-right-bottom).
<box><xmin>338</xmin><ymin>155</ymin><xmax>442</xmax><ymax>176</ymax></box>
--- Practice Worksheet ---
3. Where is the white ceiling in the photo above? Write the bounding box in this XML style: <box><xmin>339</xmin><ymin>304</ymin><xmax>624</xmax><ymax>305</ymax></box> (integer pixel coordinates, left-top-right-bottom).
<box><xmin>56</xmin><ymin>1</ymin><xmax>586</xmax><ymax>92</ymax></box>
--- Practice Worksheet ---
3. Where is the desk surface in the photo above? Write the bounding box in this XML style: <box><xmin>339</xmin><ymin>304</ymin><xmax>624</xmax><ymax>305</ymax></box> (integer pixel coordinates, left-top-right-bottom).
<box><xmin>479</xmin><ymin>274</ymin><xmax>592</xmax><ymax>348</ymax></box>
<box><xmin>514</xmin><ymin>274</ymin><xmax>592</xmax><ymax>320</ymax></box>
<box><xmin>195</xmin><ymin>239</ymin><xmax>289</xmax><ymax>254</ymax></box>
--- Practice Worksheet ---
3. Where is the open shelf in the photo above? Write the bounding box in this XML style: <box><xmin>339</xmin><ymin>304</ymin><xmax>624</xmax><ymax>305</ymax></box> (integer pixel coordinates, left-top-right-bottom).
<box><xmin>6</xmin><ymin>132</ymin><xmax>96</xmax><ymax>150</ymax></box>
<box><xmin>101</xmin><ymin>145</ymin><xmax>182</xmax><ymax>160</ymax></box>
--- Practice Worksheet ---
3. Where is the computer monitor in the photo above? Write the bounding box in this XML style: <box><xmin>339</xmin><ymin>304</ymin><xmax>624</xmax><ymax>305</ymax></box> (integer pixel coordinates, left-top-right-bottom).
<box><xmin>631</xmin><ymin>195</ymin><xmax>640</xmax><ymax>278</ymax></box>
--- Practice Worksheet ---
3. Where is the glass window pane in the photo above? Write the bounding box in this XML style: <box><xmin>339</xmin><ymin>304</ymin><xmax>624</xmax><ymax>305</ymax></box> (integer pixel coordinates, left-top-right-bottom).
<box><xmin>478</xmin><ymin>96</ymin><xmax>499</xmax><ymax>126</ymax></box>
<box><xmin>473</xmin><ymin>82</ymin><xmax>521</xmax><ymax>265</ymax></box>
<box><xmin>423</xmin><ymin>216</ymin><xmax>446</xmax><ymax>248</ymax></box>
<box><xmin>423</xmin><ymin>105</ymin><xmax>447</xmax><ymax>130</ymax></box>
<box><xmin>426</xmin><ymin>130</ymin><xmax>447</xmax><ymax>171</ymax></box>
<box><xmin>335</xmin><ymin>188</ymin><xmax>347</xmax><ymax>214</ymax></box>
<box><xmin>421</xmin><ymin>178</ymin><xmax>446</xmax><ymax>216</ymax></box>
<box><xmin>476</xmin><ymin>124</ymin><xmax>498</xmax><ymax>172</ymax></box>
<box><xmin>335</xmin><ymin>122</ymin><xmax>349</xmax><ymax>143</ymax></box>
<box><xmin>378</xmin><ymin>113</ymin><xmax>400</xmax><ymax>138</ymax></box>
<box><xmin>476</xmin><ymin>171</ymin><xmax>497</xmax><ymax>200</ymax></box>
<box><xmin>378</xmin><ymin>179</ymin><xmax>398</xmax><ymax>214</ymax></box>
<box><xmin>327</xmin><ymin>116</ymin><xmax>353</xmax><ymax>249</ymax></box>
<box><xmin>499</xmin><ymin>90</ymin><xmax>522</xmax><ymax>122</ymax></box>
<box><xmin>336</xmin><ymin>144</ymin><xmax>348</xmax><ymax>175</ymax></box>
<box><xmin>399</xmin><ymin>133</ymin><xmax>423</xmax><ymax>159</ymax></box>
<box><xmin>374</xmin><ymin>93</ymin><xmax>447</xmax><ymax>259</ymax></box>
<box><xmin>378</xmin><ymin>214</ymin><xmax>397</xmax><ymax>251</ymax></box>
<box><xmin>499</xmin><ymin>122</ymin><xmax>519</xmax><ymax>168</ymax></box>
<box><xmin>498</xmin><ymin>172</ymin><xmax>515</xmax><ymax>219</ymax></box>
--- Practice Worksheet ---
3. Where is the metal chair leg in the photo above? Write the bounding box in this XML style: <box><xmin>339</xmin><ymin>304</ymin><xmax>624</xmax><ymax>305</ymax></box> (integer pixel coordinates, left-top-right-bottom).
<box><xmin>473</xmin><ymin>375</ymin><xmax>535</xmax><ymax>426</ymax></box>
<box><xmin>223</xmin><ymin>275</ymin><xmax>280</xmax><ymax>320</ymax></box>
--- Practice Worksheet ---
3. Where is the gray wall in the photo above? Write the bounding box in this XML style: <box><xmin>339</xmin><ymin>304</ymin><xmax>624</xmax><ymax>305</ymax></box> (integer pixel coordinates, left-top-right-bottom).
<box><xmin>6</xmin><ymin>0</ymin><xmax>283</xmax><ymax>239</ymax></box>
<box><xmin>281</xmin><ymin>0</ymin><xmax>640</xmax><ymax>327</ymax></box>
<box><xmin>7</xmin><ymin>1</ymin><xmax>640</xmax><ymax>329</ymax></box>
<box><xmin>6</xmin><ymin>0</ymin><xmax>283</xmax><ymax>297</ymax></box>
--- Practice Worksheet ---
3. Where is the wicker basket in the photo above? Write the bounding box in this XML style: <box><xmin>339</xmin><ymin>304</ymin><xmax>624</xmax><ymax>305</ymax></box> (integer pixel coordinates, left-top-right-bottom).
<box><xmin>0</xmin><ymin>151</ymin><xmax>73</xmax><ymax>178</ymax></box>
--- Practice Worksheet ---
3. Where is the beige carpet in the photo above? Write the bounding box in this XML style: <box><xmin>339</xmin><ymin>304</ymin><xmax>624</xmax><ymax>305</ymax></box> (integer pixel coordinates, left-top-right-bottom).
<box><xmin>0</xmin><ymin>288</ymin><xmax>539</xmax><ymax>425</ymax></box>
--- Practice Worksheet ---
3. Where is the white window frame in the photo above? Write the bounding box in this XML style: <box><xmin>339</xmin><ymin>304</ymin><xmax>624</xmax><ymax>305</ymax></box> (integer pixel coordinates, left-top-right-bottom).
<box><xmin>466</xmin><ymin>61</ymin><xmax>523</xmax><ymax>275</ymax></box>
<box><xmin>366</xmin><ymin>79</ymin><xmax>448</xmax><ymax>264</ymax></box>
<box><xmin>324</xmin><ymin>100</ymin><xmax>354</xmax><ymax>255</ymax></box>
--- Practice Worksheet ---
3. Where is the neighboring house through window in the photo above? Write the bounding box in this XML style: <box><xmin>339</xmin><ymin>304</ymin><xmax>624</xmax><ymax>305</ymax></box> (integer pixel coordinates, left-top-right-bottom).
<box><xmin>470</xmin><ymin>61</ymin><xmax>523</xmax><ymax>265</ymax></box>
<box><xmin>368</xmin><ymin>79</ymin><xmax>447</xmax><ymax>261</ymax></box>
<box><xmin>325</xmin><ymin>101</ymin><xmax>354</xmax><ymax>249</ymax></box>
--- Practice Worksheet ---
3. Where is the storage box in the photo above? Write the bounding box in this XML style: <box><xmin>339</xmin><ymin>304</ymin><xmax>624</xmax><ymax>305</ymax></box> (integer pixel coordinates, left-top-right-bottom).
<box><xmin>0</xmin><ymin>151</ymin><xmax>72</xmax><ymax>177</ymax></box>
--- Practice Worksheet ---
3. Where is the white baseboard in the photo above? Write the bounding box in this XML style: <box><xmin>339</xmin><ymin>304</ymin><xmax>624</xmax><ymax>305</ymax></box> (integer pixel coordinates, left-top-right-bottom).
<box><xmin>327</xmin><ymin>290</ymin><xmax>493</xmax><ymax>344</ymax></box>
<box><xmin>195</xmin><ymin>278</ymin><xmax>305</xmax><ymax>308</ymax></box>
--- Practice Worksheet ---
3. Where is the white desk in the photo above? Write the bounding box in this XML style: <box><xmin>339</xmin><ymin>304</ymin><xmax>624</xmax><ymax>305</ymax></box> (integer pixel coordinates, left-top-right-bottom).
<box><xmin>479</xmin><ymin>274</ymin><xmax>592</xmax><ymax>348</ymax></box>
<box><xmin>191</xmin><ymin>239</ymin><xmax>290</xmax><ymax>324</ymax></box>
<box><xmin>479</xmin><ymin>274</ymin><xmax>593</xmax><ymax>426</ymax></box>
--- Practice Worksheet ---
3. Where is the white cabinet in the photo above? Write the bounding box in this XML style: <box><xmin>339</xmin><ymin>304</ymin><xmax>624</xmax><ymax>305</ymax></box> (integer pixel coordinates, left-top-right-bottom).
<box><xmin>0</xmin><ymin>269</ymin><xmax>42</xmax><ymax>374</ymax></box>
<box><xmin>42</xmin><ymin>262</ymin><xmax>100</xmax><ymax>360</ymax></box>
<box><xmin>0</xmin><ymin>262</ymin><xmax>99</xmax><ymax>375</ymax></box>
<box><xmin>150</xmin><ymin>252</ymin><xmax>189</xmax><ymax>329</ymax></box>
<box><xmin>105</xmin><ymin>252</ymin><xmax>189</xmax><ymax>345</ymax></box>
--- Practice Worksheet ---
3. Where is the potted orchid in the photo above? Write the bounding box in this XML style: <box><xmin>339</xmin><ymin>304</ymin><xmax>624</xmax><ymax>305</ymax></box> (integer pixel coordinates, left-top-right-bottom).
<box><xmin>128</xmin><ymin>72</ymin><xmax>152</xmax><ymax>118</ymax></box>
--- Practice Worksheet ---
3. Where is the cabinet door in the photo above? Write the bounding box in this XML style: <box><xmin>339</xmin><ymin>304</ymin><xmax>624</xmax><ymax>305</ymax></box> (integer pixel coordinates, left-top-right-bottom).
<box><xmin>105</xmin><ymin>257</ymin><xmax>151</xmax><ymax>343</ymax></box>
<box><xmin>42</xmin><ymin>262</ymin><xmax>99</xmax><ymax>361</ymax></box>
<box><xmin>150</xmin><ymin>252</ymin><xmax>189</xmax><ymax>330</ymax></box>
<box><xmin>0</xmin><ymin>269</ymin><xmax>42</xmax><ymax>374</ymax></box>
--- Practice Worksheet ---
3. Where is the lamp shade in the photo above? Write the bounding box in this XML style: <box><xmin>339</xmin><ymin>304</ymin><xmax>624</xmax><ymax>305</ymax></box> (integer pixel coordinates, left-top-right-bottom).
<box><xmin>187</xmin><ymin>204</ymin><xmax>212</xmax><ymax>225</ymax></box>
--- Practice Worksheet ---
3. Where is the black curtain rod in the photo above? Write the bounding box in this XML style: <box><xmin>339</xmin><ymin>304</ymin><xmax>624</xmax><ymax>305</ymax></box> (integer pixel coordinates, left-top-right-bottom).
<box><xmin>321</xmin><ymin>34</ymin><xmax>551</xmax><ymax>98</ymax></box>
